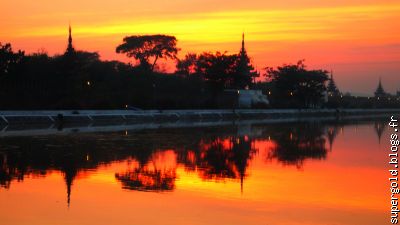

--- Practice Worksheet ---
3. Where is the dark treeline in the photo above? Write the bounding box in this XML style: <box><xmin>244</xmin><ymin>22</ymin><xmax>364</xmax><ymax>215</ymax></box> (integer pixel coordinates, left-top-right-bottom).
<box><xmin>1</xmin><ymin>34</ymin><xmax>397</xmax><ymax>109</ymax></box>
<box><xmin>0</xmin><ymin>41</ymin><xmax>211</xmax><ymax>109</ymax></box>
<box><xmin>0</xmin><ymin>33</ymin><xmax>263</xmax><ymax>110</ymax></box>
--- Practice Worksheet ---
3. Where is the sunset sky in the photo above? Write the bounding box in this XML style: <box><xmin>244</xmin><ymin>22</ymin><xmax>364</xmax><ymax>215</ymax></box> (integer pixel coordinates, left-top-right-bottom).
<box><xmin>1</xmin><ymin>0</ymin><xmax>399</xmax><ymax>95</ymax></box>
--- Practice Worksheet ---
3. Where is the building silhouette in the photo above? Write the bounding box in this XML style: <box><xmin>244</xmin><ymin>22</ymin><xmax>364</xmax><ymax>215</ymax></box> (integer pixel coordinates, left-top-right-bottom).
<box><xmin>65</xmin><ymin>24</ymin><xmax>75</xmax><ymax>55</ymax></box>
<box><xmin>327</xmin><ymin>71</ymin><xmax>340</xmax><ymax>97</ymax></box>
<box><xmin>374</xmin><ymin>77</ymin><xmax>387</xmax><ymax>98</ymax></box>
<box><xmin>234</xmin><ymin>33</ymin><xmax>258</xmax><ymax>89</ymax></box>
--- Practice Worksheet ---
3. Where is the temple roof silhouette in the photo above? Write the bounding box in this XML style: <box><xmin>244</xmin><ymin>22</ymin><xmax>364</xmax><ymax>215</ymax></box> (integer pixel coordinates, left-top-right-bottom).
<box><xmin>65</xmin><ymin>24</ymin><xmax>75</xmax><ymax>55</ymax></box>
<box><xmin>374</xmin><ymin>77</ymin><xmax>387</xmax><ymax>97</ymax></box>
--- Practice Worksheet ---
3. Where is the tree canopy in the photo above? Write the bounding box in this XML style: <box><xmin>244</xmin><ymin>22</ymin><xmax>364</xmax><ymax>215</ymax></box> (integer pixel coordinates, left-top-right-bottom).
<box><xmin>116</xmin><ymin>35</ymin><xmax>179</xmax><ymax>72</ymax></box>
<box><xmin>195</xmin><ymin>52</ymin><xmax>238</xmax><ymax>89</ymax></box>
<box><xmin>176</xmin><ymin>51</ymin><xmax>255</xmax><ymax>90</ymax></box>
<box><xmin>265</xmin><ymin>60</ymin><xmax>329</xmax><ymax>108</ymax></box>
<box><xmin>176</xmin><ymin>53</ymin><xmax>197</xmax><ymax>77</ymax></box>
<box><xmin>0</xmin><ymin>42</ymin><xmax>25</xmax><ymax>77</ymax></box>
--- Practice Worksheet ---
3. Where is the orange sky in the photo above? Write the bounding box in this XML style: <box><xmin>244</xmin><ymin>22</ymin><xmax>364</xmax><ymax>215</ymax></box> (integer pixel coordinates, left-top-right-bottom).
<box><xmin>1</xmin><ymin>0</ymin><xmax>399</xmax><ymax>95</ymax></box>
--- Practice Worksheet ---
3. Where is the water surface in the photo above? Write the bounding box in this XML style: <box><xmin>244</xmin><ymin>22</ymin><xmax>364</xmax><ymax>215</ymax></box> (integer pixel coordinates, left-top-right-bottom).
<box><xmin>0</xmin><ymin>119</ymin><xmax>389</xmax><ymax>225</ymax></box>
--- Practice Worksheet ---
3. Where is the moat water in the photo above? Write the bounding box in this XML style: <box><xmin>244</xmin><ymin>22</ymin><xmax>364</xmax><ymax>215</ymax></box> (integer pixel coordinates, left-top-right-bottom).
<box><xmin>0</xmin><ymin>119</ymin><xmax>389</xmax><ymax>225</ymax></box>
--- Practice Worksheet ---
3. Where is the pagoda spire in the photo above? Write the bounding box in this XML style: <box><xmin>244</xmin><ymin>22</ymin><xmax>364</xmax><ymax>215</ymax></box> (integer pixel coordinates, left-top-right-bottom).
<box><xmin>241</xmin><ymin>33</ymin><xmax>245</xmax><ymax>53</ymax></box>
<box><xmin>233</xmin><ymin>32</ymin><xmax>257</xmax><ymax>88</ymax></box>
<box><xmin>239</xmin><ymin>32</ymin><xmax>247</xmax><ymax>58</ymax></box>
<box><xmin>378</xmin><ymin>77</ymin><xmax>382</xmax><ymax>88</ymax></box>
<box><xmin>374</xmin><ymin>77</ymin><xmax>386</xmax><ymax>98</ymax></box>
<box><xmin>327</xmin><ymin>70</ymin><xmax>340</xmax><ymax>97</ymax></box>
<box><xmin>66</xmin><ymin>23</ymin><xmax>75</xmax><ymax>54</ymax></box>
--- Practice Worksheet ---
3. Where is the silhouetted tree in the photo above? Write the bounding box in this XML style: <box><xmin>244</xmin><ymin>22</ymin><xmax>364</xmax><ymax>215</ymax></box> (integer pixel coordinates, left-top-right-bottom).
<box><xmin>176</xmin><ymin>53</ymin><xmax>197</xmax><ymax>77</ymax></box>
<box><xmin>265</xmin><ymin>60</ymin><xmax>329</xmax><ymax>108</ymax></box>
<box><xmin>116</xmin><ymin>35</ymin><xmax>179</xmax><ymax>72</ymax></box>
<box><xmin>0</xmin><ymin>43</ymin><xmax>25</xmax><ymax>77</ymax></box>
<box><xmin>195</xmin><ymin>52</ymin><xmax>238</xmax><ymax>90</ymax></box>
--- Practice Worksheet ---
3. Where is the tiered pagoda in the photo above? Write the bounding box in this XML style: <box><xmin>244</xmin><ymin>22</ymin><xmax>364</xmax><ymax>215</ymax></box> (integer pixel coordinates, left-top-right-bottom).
<box><xmin>327</xmin><ymin>71</ymin><xmax>340</xmax><ymax>97</ymax></box>
<box><xmin>374</xmin><ymin>78</ymin><xmax>387</xmax><ymax>98</ymax></box>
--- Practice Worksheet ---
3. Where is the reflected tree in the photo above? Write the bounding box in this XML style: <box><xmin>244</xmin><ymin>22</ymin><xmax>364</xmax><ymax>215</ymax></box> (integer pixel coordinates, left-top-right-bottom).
<box><xmin>115</xmin><ymin>167</ymin><xmax>176</xmax><ymax>192</ymax></box>
<box><xmin>178</xmin><ymin>135</ymin><xmax>257</xmax><ymax>192</ymax></box>
<box><xmin>266</xmin><ymin>123</ymin><xmax>328</xmax><ymax>168</ymax></box>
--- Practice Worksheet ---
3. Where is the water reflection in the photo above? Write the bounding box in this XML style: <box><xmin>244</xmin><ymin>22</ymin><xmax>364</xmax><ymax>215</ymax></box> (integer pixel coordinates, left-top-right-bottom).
<box><xmin>116</xmin><ymin>168</ymin><xmax>176</xmax><ymax>192</ymax></box>
<box><xmin>187</xmin><ymin>136</ymin><xmax>256</xmax><ymax>192</ymax></box>
<box><xmin>265</xmin><ymin>123</ymin><xmax>328</xmax><ymax>168</ymax></box>
<box><xmin>0</xmin><ymin>119</ymin><xmax>385</xmax><ymax>207</ymax></box>
<box><xmin>374</xmin><ymin>120</ymin><xmax>386</xmax><ymax>144</ymax></box>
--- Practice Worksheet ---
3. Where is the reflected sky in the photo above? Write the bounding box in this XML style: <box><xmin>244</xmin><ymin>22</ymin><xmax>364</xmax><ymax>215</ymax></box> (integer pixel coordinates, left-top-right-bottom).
<box><xmin>0</xmin><ymin>119</ymin><xmax>389</xmax><ymax>225</ymax></box>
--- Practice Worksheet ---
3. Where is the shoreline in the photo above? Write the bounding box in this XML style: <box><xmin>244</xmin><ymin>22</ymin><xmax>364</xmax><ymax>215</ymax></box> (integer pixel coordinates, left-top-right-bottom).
<box><xmin>0</xmin><ymin>108</ymin><xmax>399</xmax><ymax>125</ymax></box>
<box><xmin>0</xmin><ymin>109</ymin><xmax>396</xmax><ymax>137</ymax></box>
